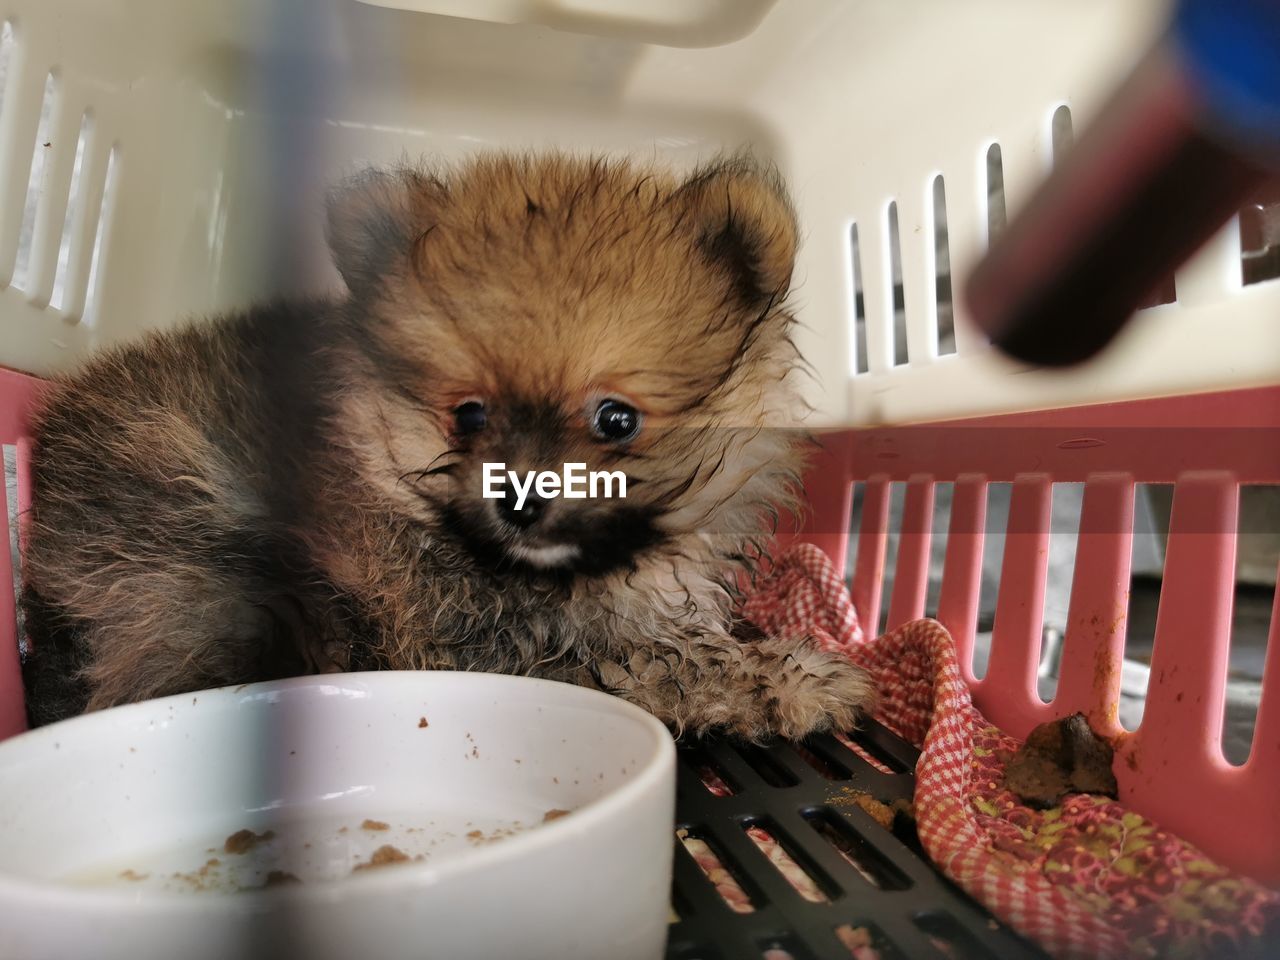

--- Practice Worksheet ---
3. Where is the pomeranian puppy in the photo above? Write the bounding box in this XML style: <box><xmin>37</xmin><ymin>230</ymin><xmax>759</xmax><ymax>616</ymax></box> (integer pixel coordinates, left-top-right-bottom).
<box><xmin>19</xmin><ymin>153</ymin><xmax>873</xmax><ymax>737</ymax></box>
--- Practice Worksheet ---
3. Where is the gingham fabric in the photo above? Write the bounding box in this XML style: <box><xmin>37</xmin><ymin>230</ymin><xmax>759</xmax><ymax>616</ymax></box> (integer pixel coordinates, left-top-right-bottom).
<box><xmin>742</xmin><ymin>543</ymin><xmax>1280</xmax><ymax>959</ymax></box>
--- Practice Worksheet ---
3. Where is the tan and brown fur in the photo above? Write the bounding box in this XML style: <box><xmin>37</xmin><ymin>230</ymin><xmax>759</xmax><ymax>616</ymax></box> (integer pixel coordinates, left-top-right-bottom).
<box><xmin>20</xmin><ymin>152</ymin><xmax>873</xmax><ymax>738</ymax></box>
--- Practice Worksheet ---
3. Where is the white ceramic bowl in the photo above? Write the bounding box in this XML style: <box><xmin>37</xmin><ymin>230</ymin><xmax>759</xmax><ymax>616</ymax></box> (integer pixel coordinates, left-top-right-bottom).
<box><xmin>0</xmin><ymin>672</ymin><xmax>676</xmax><ymax>960</ymax></box>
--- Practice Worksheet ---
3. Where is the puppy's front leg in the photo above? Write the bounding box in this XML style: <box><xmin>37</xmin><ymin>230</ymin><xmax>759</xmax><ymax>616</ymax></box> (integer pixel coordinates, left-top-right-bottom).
<box><xmin>587</xmin><ymin>631</ymin><xmax>874</xmax><ymax>741</ymax></box>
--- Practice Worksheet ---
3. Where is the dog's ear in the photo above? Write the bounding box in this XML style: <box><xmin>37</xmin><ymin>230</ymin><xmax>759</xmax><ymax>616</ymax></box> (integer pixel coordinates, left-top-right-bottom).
<box><xmin>326</xmin><ymin>167</ymin><xmax>448</xmax><ymax>296</ymax></box>
<box><xmin>676</xmin><ymin>158</ymin><xmax>799</xmax><ymax>307</ymax></box>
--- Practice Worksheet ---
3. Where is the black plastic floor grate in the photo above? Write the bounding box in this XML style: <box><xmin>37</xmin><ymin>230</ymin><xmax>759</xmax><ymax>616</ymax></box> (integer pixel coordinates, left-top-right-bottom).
<box><xmin>667</xmin><ymin>719</ymin><xmax>1049</xmax><ymax>960</ymax></box>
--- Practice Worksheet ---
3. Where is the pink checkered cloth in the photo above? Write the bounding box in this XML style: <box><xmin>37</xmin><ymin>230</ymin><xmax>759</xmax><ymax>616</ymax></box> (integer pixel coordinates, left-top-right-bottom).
<box><xmin>741</xmin><ymin>543</ymin><xmax>1280</xmax><ymax>960</ymax></box>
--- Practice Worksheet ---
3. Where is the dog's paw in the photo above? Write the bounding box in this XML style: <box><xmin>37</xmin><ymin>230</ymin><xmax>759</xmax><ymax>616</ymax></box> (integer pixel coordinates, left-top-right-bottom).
<box><xmin>753</xmin><ymin>640</ymin><xmax>874</xmax><ymax>741</ymax></box>
<box><xmin>600</xmin><ymin>634</ymin><xmax>874</xmax><ymax>743</ymax></box>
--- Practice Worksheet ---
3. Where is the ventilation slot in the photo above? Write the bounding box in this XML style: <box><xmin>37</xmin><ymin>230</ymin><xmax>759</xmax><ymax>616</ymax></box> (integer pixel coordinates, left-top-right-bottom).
<box><xmin>1137</xmin><ymin>274</ymin><xmax>1177</xmax><ymax>308</ymax></box>
<box><xmin>985</xmin><ymin>143</ymin><xmax>1006</xmax><ymax>245</ymax></box>
<box><xmin>1051</xmin><ymin>104</ymin><xmax>1074</xmax><ymax>161</ymax></box>
<box><xmin>0</xmin><ymin>24</ymin><xmax>16</xmax><ymax>275</ymax></box>
<box><xmin>0</xmin><ymin>22</ymin><xmax>12</xmax><ymax>97</ymax></box>
<box><xmin>849</xmin><ymin>223</ymin><xmax>868</xmax><ymax>375</ymax></box>
<box><xmin>49</xmin><ymin>111</ymin><xmax>93</xmax><ymax>312</ymax></box>
<box><xmin>3</xmin><ymin>444</ymin><xmax>22</xmax><ymax>656</ymax></box>
<box><xmin>1223</xmin><ymin>483</ymin><xmax>1278</xmax><ymax>765</ymax></box>
<box><xmin>931</xmin><ymin>175</ymin><xmax>954</xmax><ymax>356</ymax></box>
<box><xmin>1121</xmin><ymin>483</ymin><xmax>1173</xmax><ymax>729</ymax></box>
<box><xmin>13</xmin><ymin>72</ymin><xmax>59</xmax><ymax>293</ymax></box>
<box><xmin>913</xmin><ymin>912</ymin><xmax>989</xmax><ymax>960</ymax></box>
<box><xmin>669</xmin><ymin>945</ymin><xmax>724</xmax><ymax>960</ymax></box>
<box><xmin>834</xmin><ymin>924</ymin><xmax>901</xmax><ymax>960</ymax></box>
<box><xmin>1240</xmin><ymin>184</ymin><xmax>1280</xmax><ymax>286</ymax></box>
<box><xmin>731</xmin><ymin>743</ymin><xmax>799</xmax><ymax>788</ymax></box>
<box><xmin>1039</xmin><ymin>482</ymin><xmax>1084</xmax><ymax>702</ymax></box>
<box><xmin>790</xmin><ymin>740</ymin><xmax>852</xmax><ymax>781</ymax></box>
<box><xmin>677</xmin><ymin>828</ymin><xmax>759</xmax><ymax>914</ymax></box>
<box><xmin>743</xmin><ymin>819</ymin><xmax>836</xmax><ymax>904</ymax></box>
<box><xmin>877</xmin><ymin>481</ymin><xmax>908</xmax><ymax>635</ymax></box>
<box><xmin>0</xmin><ymin>24</ymin><xmax>13</xmax><ymax>126</ymax></box>
<box><xmin>835</xmin><ymin>726</ymin><xmax>914</xmax><ymax>775</ymax></box>
<box><xmin>885</xmin><ymin>200</ymin><xmax>907</xmax><ymax>366</ymax></box>
<box><xmin>833</xmin><ymin>732</ymin><xmax>896</xmax><ymax>775</ymax></box>
<box><xmin>803</xmin><ymin>808</ymin><xmax>910</xmax><ymax>890</ymax></box>
<box><xmin>844</xmin><ymin>480</ymin><xmax>866</xmax><ymax>585</ymax></box>
<box><xmin>760</xmin><ymin>940</ymin><xmax>811</xmax><ymax>960</ymax></box>
<box><xmin>973</xmin><ymin>482</ymin><xmax>1013</xmax><ymax>678</ymax></box>
<box><xmin>680</xmin><ymin>745</ymin><xmax>738</xmax><ymax>797</ymax></box>
<box><xmin>1132</xmin><ymin>105</ymin><xmax>1176</xmax><ymax>310</ymax></box>
<box><xmin>82</xmin><ymin>143</ymin><xmax>119</xmax><ymax>326</ymax></box>
<box><xmin>924</xmin><ymin>481</ymin><xmax>954</xmax><ymax>619</ymax></box>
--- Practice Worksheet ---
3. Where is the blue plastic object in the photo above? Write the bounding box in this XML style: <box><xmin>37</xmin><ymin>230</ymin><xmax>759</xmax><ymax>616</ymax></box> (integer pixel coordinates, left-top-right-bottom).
<box><xmin>1175</xmin><ymin>0</ymin><xmax>1280</xmax><ymax>152</ymax></box>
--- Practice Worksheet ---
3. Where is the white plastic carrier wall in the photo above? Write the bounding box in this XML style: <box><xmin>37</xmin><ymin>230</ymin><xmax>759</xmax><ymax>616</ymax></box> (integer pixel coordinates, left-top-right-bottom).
<box><xmin>2</xmin><ymin>0</ymin><xmax>1278</xmax><ymax>427</ymax></box>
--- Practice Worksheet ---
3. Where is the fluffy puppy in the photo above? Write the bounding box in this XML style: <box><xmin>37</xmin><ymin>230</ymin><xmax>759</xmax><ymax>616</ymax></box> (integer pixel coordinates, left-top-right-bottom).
<box><xmin>20</xmin><ymin>153</ymin><xmax>874</xmax><ymax>738</ymax></box>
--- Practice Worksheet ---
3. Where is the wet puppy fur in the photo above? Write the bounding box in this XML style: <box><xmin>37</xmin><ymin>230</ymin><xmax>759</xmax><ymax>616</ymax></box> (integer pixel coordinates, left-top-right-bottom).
<box><xmin>20</xmin><ymin>152</ymin><xmax>873</xmax><ymax>737</ymax></box>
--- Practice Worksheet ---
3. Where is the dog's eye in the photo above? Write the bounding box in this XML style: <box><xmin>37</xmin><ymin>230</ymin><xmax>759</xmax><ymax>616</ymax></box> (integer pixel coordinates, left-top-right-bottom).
<box><xmin>453</xmin><ymin>401</ymin><xmax>487</xmax><ymax>435</ymax></box>
<box><xmin>592</xmin><ymin>399</ymin><xmax>641</xmax><ymax>442</ymax></box>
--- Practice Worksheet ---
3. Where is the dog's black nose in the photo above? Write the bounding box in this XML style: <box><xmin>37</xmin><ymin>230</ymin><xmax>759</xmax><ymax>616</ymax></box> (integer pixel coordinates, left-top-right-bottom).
<box><xmin>498</xmin><ymin>490</ymin><xmax>546</xmax><ymax>529</ymax></box>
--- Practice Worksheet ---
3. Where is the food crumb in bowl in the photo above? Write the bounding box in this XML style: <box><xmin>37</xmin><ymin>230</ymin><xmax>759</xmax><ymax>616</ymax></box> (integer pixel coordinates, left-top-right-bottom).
<box><xmin>169</xmin><ymin>857</ymin><xmax>225</xmax><ymax>891</ymax></box>
<box><xmin>119</xmin><ymin>869</ymin><xmax>148</xmax><ymax>882</ymax></box>
<box><xmin>542</xmin><ymin>809</ymin><xmax>571</xmax><ymax>823</ymax></box>
<box><xmin>465</xmin><ymin>825</ymin><xmax>524</xmax><ymax>846</ymax></box>
<box><xmin>353</xmin><ymin>845</ymin><xmax>411</xmax><ymax>872</ymax></box>
<box><xmin>338</xmin><ymin>826</ymin><xmax>348</xmax><ymax>834</ymax></box>
<box><xmin>417</xmin><ymin>717</ymin><xmax>429</xmax><ymax>728</ymax></box>
<box><xmin>224</xmin><ymin>829</ymin><xmax>276</xmax><ymax>855</ymax></box>
<box><xmin>361</xmin><ymin>819</ymin><xmax>390</xmax><ymax>831</ymax></box>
